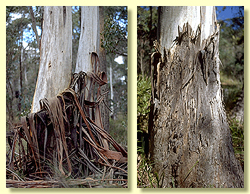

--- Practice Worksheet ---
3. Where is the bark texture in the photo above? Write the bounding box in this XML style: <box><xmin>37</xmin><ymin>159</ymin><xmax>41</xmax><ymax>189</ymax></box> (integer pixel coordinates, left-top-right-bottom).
<box><xmin>75</xmin><ymin>6</ymin><xmax>102</xmax><ymax>124</ymax></box>
<box><xmin>32</xmin><ymin>6</ymin><xmax>72</xmax><ymax>113</ymax></box>
<box><xmin>149</xmin><ymin>21</ymin><xmax>244</xmax><ymax>188</ymax></box>
<box><xmin>158</xmin><ymin>6</ymin><xmax>216</xmax><ymax>51</ymax></box>
<box><xmin>75</xmin><ymin>6</ymin><xmax>99</xmax><ymax>73</ymax></box>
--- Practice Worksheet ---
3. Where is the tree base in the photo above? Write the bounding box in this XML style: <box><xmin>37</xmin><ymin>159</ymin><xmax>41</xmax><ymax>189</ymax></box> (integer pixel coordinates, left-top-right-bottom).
<box><xmin>149</xmin><ymin>22</ymin><xmax>244</xmax><ymax>188</ymax></box>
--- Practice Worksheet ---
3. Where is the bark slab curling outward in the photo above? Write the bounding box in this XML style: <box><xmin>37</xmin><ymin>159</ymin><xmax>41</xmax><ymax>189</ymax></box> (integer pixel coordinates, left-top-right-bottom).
<box><xmin>149</xmin><ymin>22</ymin><xmax>244</xmax><ymax>188</ymax></box>
<box><xmin>7</xmin><ymin>54</ymin><xmax>127</xmax><ymax>187</ymax></box>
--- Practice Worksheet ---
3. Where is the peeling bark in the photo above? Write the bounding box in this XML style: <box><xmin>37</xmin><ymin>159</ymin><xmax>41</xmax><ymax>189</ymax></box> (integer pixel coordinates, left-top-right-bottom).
<box><xmin>149</xmin><ymin>20</ymin><xmax>244</xmax><ymax>188</ymax></box>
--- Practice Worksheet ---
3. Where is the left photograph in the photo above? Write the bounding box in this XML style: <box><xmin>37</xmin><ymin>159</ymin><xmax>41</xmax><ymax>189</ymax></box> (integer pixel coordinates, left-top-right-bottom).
<box><xmin>6</xmin><ymin>6</ymin><xmax>128</xmax><ymax>188</ymax></box>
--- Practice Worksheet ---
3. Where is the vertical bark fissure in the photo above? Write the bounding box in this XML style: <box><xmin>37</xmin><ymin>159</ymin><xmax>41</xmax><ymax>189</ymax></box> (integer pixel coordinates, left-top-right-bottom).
<box><xmin>63</xmin><ymin>6</ymin><xmax>66</xmax><ymax>27</ymax></box>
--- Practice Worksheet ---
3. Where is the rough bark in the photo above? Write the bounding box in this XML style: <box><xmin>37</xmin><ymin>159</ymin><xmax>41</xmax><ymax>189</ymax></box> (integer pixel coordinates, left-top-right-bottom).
<box><xmin>31</xmin><ymin>6</ymin><xmax>72</xmax><ymax>113</ymax></box>
<box><xmin>149</xmin><ymin>6</ymin><xmax>244</xmax><ymax>188</ymax></box>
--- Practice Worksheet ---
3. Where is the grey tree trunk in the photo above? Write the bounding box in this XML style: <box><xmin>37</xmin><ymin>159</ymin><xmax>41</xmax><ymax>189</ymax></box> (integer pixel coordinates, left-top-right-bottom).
<box><xmin>149</xmin><ymin>6</ymin><xmax>244</xmax><ymax>188</ymax></box>
<box><xmin>31</xmin><ymin>6</ymin><xmax>72</xmax><ymax>113</ymax></box>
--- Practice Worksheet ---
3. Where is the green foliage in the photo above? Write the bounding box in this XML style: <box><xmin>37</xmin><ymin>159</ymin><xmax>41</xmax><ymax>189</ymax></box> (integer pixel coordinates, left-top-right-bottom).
<box><xmin>137</xmin><ymin>6</ymin><xmax>158</xmax><ymax>75</ymax></box>
<box><xmin>102</xmin><ymin>7</ymin><xmax>127</xmax><ymax>55</ymax></box>
<box><xmin>218</xmin><ymin>7</ymin><xmax>244</xmax><ymax>170</ymax></box>
<box><xmin>6</xmin><ymin>6</ymin><xmax>41</xmax><ymax>126</ymax></box>
<box><xmin>109</xmin><ymin>113</ymin><xmax>127</xmax><ymax>148</ymax></box>
<box><xmin>137</xmin><ymin>74</ymin><xmax>151</xmax><ymax>174</ymax></box>
<box><xmin>137</xmin><ymin>75</ymin><xmax>151</xmax><ymax>133</ymax></box>
<box><xmin>137</xmin><ymin>154</ymin><xmax>160</xmax><ymax>188</ymax></box>
<box><xmin>219</xmin><ymin>6</ymin><xmax>244</xmax><ymax>169</ymax></box>
<box><xmin>137</xmin><ymin>6</ymin><xmax>158</xmax><ymax>36</ymax></box>
<box><xmin>218</xmin><ymin>6</ymin><xmax>244</xmax><ymax>82</ymax></box>
<box><xmin>103</xmin><ymin>7</ymin><xmax>128</xmax><ymax>121</ymax></box>
<box><xmin>221</xmin><ymin>72</ymin><xmax>243</xmax><ymax>111</ymax></box>
<box><xmin>102</xmin><ymin>16</ymin><xmax>126</xmax><ymax>54</ymax></box>
<box><xmin>229</xmin><ymin>117</ymin><xmax>244</xmax><ymax>169</ymax></box>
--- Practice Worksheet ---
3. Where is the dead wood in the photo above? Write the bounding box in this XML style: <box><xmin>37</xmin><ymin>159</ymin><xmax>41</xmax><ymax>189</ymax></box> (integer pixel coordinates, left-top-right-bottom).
<box><xmin>6</xmin><ymin>53</ymin><xmax>127</xmax><ymax>188</ymax></box>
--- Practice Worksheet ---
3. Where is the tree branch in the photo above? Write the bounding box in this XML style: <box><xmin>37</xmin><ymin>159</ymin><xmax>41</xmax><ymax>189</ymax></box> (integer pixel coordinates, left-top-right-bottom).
<box><xmin>29</xmin><ymin>6</ymin><xmax>40</xmax><ymax>51</ymax></box>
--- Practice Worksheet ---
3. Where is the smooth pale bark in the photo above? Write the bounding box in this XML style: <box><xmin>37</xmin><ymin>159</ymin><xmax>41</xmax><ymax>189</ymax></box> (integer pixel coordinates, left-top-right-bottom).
<box><xmin>158</xmin><ymin>6</ymin><xmax>216</xmax><ymax>53</ymax></box>
<box><xmin>75</xmin><ymin>6</ymin><xmax>99</xmax><ymax>73</ymax></box>
<box><xmin>75</xmin><ymin>6</ymin><xmax>106</xmax><ymax>128</ymax></box>
<box><xmin>31</xmin><ymin>6</ymin><xmax>72</xmax><ymax>113</ymax></box>
<box><xmin>149</xmin><ymin>6</ymin><xmax>244</xmax><ymax>188</ymax></box>
<box><xmin>75</xmin><ymin>6</ymin><xmax>109</xmax><ymax>150</ymax></box>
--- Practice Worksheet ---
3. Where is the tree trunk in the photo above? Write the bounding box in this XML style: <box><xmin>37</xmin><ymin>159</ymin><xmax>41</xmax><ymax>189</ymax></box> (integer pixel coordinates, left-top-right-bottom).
<box><xmin>31</xmin><ymin>6</ymin><xmax>72</xmax><ymax>113</ymax></box>
<box><xmin>140</xmin><ymin>41</ymin><xmax>145</xmax><ymax>77</ymax></box>
<box><xmin>29</xmin><ymin>6</ymin><xmax>40</xmax><ymax>51</ymax></box>
<box><xmin>75</xmin><ymin>6</ymin><xmax>99</xmax><ymax>123</ymax></box>
<box><xmin>19</xmin><ymin>30</ymin><xmax>23</xmax><ymax>113</ymax></box>
<box><xmin>110</xmin><ymin>60</ymin><xmax>114</xmax><ymax>119</ymax></box>
<box><xmin>75</xmin><ymin>6</ymin><xmax>99</xmax><ymax>73</ymax></box>
<box><xmin>75</xmin><ymin>6</ymin><xmax>110</xmax><ymax>151</ymax></box>
<box><xmin>99</xmin><ymin>6</ymin><xmax>109</xmax><ymax>132</ymax></box>
<box><xmin>149</xmin><ymin>6</ymin><xmax>244</xmax><ymax>188</ymax></box>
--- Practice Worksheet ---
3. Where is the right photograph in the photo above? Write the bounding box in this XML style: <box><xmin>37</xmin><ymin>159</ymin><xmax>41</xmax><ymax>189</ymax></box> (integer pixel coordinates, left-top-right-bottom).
<box><xmin>137</xmin><ymin>6</ymin><xmax>244</xmax><ymax>188</ymax></box>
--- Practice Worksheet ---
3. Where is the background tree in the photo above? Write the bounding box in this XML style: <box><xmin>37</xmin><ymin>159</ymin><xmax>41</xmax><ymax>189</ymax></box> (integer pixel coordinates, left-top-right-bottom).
<box><xmin>102</xmin><ymin>7</ymin><xmax>128</xmax><ymax>146</ymax></box>
<box><xmin>137</xmin><ymin>6</ymin><xmax>158</xmax><ymax>77</ymax></box>
<box><xmin>6</xmin><ymin>6</ymin><xmax>41</xmax><ymax>128</ymax></box>
<box><xmin>217</xmin><ymin>6</ymin><xmax>244</xmax><ymax>124</ymax></box>
<box><xmin>137</xmin><ymin>7</ymin><xmax>157</xmax><ymax>156</ymax></box>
